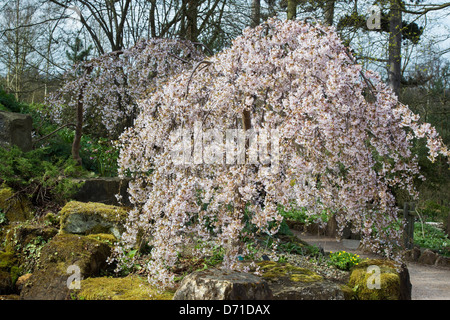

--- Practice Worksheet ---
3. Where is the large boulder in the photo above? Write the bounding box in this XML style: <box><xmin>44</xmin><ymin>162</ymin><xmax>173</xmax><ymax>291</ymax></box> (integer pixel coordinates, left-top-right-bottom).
<box><xmin>72</xmin><ymin>177</ymin><xmax>131</xmax><ymax>206</ymax></box>
<box><xmin>345</xmin><ymin>259</ymin><xmax>411</xmax><ymax>300</ymax></box>
<box><xmin>257</xmin><ymin>261</ymin><xmax>345</xmax><ymax>300</ymax></box>
<box><xmin>0</xmin><ymin>110</ymin><xmax>32</xmax><ymax>152</ymax></box>
<box><xmin>173</xmin><ymin>268</ymin><xmax>273</xmax><ymax>300</ymax></box>
<box><xmin>59</xmin><ymin>201</ymin><xmax>129</xmax><ymax>239</ymax></box>
<box><xmin>418</xmin><ymin>249</ymin><xmax>438</xmax><ymax>265</ymax></box>
<box><xmin>19</xmin><ymin>234</ymin><xmax>112</xmax><ymax>300</ymax></box>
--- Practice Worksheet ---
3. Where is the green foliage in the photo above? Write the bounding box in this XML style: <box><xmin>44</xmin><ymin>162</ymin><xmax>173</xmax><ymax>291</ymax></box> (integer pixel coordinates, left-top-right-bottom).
<box><xmin>33</xmin><ymin>124</ymin><xmax>119</xmax><ymax>177</ymax></box>
<box><xmin>66</xmin><ymin>37</ymin><xmax>93</xmax><ymax>65</ymax></box>
<box><xmin>19</xmin><ymin>235</ymin><xmax>48</xmax><ymax>272</ymax></box>
<box><xmin>277</xmin><ymin>219</ymin><xmax>293</xmax><ymax>236</ymax></box>
<box><xmin>279</xmin><ymin>241</ymin><xmax>305</xmax><ymax>255</ymax></box>
<box><xmin>0</xmin><ymin>145</ymin><xmax>85</xmax><ymax>206</ymax></box>
<box><xmin>81</xmin><ymin>137</ymin><xmax>119</xmax><ymax>177</ymax></box>
<box><xmin>414</xmin><ymin>223</ymin><xmax>450</xmax><ymax>257</ymax></box>
<box><xmin>278</xmin><ymin>204</ymin><xmax>329</xmax><ymax>224</ymax></box>
<box><xmin>117</xmin><ymin>248</ymin><xmax>142</xmax><ymax>275</ymax></box>
<box><xmin>278</xmin><ymin>205</ymin><xmax>308</xmax><ymax>222</ymax></box>
<box><xmin>417</xmin><ymin>200</ymin><xmax>450</xmax><ymax>222</ymax></box>
<box><xmin>0</xmin><ymin>87</ymin><xmax>24</xmax><ymax>113</ymax></box>
<box><xmin>202</xmin><ymin>244</ymin><xmax>225</xmax><ymax>268</ymax></box>
<box><xmin>328</xmin><ymin>251</ymin><xmax>361</xmax><ymax>271</ymax></box>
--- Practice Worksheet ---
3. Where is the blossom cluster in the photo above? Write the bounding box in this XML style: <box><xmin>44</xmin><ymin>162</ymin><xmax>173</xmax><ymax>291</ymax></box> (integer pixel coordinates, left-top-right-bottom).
<box><xmin>45</xmin><ymin>38</ymin><xmax>206</xmax><ymax>138</ymax></box>
<box><xmin>111</xmin><ymin>18</ymin><xmax>448</xmax><ymax>288</ymax></box>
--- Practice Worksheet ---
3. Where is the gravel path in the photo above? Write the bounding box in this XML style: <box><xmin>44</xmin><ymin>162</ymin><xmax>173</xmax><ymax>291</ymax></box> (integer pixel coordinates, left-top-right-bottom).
<box><xmin>295</xmin><ymin>231</ymin><xmax>450</xmax><ymax>300</ymax></box>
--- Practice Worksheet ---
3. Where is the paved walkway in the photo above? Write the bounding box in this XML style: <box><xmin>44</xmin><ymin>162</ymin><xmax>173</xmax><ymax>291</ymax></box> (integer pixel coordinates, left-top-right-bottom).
<box><xmin>296</xmin><ymin>231</ymin><xmax>450</xmax><ymax>300</ymax></box>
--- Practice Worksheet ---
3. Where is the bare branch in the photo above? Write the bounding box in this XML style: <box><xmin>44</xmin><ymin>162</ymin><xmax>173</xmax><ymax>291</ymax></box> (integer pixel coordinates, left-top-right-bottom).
<box><xmin>185</xmin><ymin>60</ymin><xmax>214</xmax><ymax>97</ymax></box>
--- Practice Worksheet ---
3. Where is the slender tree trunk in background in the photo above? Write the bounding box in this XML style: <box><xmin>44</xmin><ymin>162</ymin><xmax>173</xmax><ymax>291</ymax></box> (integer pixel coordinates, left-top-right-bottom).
<box><xmin>186</xmin><ymin>0</ymin><xmax>199</xmax><ymax>41</ymax></box>
<box><xmin>72</xmin><ymin>90</ymin><xmax>84</xmax><ymax>166</ymax></box>
<box><xmin>72</xmin><ymin>67</ymin><xmax>93</xmax><ymax>166</ymax></box>
<box><xmin>150</xmin><ymin>0</ymin><xmax>157</xmax><ymax>38</ymax></box>
<box><xmin>388</xmin><ymin>0</ymin><xmax>402</xmax><ymax>97</ymax></box>
<box><xmin>324</xmin><ymin>0</ymin><xmax>335</xmax><ymax>26</ymax></box>
<box><xmin>251</xmin><ymin>0</ymin><xmax>261</xmax><ymax>28</ymax></box>
<box><xmin>287</xmin><ymin>0</ymin><xmax>297</xmax><ymax>20</ymax></box>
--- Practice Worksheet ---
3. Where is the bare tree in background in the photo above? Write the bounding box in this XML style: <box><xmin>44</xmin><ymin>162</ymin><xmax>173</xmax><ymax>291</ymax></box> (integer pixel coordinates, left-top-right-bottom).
<box><xmin>0</xmin><ymin>0</ymin><xmax>38</xmax><ymax>100</ymax></box>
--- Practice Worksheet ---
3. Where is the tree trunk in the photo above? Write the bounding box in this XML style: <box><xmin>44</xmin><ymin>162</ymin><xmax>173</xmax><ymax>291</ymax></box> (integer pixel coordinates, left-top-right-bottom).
<box><xmin>72</xmin><ymin>90</ymin><xmax>84</xmax><ymax>166</ymax></box>
<box><xmin>251</xmin><ymin>0</ymin><xmax>261</xmax><ymax>28</ymax></box>
<box><xmin>324</xmin><ymin>0</ymin><xmax>335</xmax><ymax>26</ymax></box>
<box><xmin>72</xmin><ymin>67</ymin><xmax>93</xmax><ymax>166</ymax></box>
<box><xmin>186</xmin><ymin>0</ymin><xmax>198</xmax><ymax>42</ymax></box>
<box><xmin>388</xmin><ymin>0</ymin><xmax>402</xmax><ymax>97</ymax></box>
<box><xmin>150</xmin><ymin>0</ymin><xmax>156</xmax><ymax>38</ymax></box>
<box><xmin>287</xmin><ymin>0</ymin><xmax>297</xmax><ymax>20</ymax></box>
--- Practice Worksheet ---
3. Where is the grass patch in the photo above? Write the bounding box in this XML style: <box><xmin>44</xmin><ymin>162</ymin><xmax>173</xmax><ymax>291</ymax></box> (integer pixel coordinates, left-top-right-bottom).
<box><xmin>414</xmin><ymin>222</ymin><xmax>450</xmax><ymax>256</ymax></box>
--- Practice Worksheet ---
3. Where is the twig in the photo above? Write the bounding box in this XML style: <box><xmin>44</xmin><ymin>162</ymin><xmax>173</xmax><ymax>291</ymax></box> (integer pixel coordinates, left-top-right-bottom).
<box><xmin>168</xmin><ymin>52</ymin><xmax>190</xmax><ymax>64</ymax></box>
<box><xmin>193</xmin><ymin>42</ymin><xmax>214</xmax><ymax>56</ymax></box>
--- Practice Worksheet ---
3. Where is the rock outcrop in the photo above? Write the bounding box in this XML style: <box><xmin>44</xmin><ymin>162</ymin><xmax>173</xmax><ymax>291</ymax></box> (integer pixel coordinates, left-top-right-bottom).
<box><xmin>20</xmin><ymin>234</ymin><xmax>112</xmax><ymax>300</ymax></box>
<box><xmin>0</xmin><ymin>187</ymin><xmax>33</xmax><ymax>223</ymax></box>
<box><xmin>257</xmin><ymin>261</ymin><xmax>345</xmax><ymax>300</ymax></box>
<box><xmin>59</xmin><ymin>201</ymin><xmax>129</xmax><ymax>239</ymax></box>
<box><xmin>0</xmin><ymin>110</ymin><xmax>32</xmax><ymax>152</ymax></box>
<box><xmin>344</xmin><ymin>259</ymin><xmax>411</xmax><ymax>300</ymax></box>
<box><xmin>173</xmin><ymin>268</ymin><xmax>273</xmax><ymax>300</ymax></box>
<box><xmin>72</xmin><ymin>177</ymin><xmax>131</xmax><ymax>206</ymax></box>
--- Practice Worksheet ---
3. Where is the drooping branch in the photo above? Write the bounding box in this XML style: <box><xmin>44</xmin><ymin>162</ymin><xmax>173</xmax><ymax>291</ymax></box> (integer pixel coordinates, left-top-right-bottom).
<box><xmin>185</xmin><ymin>60</ymin><xmax>213</xmax><ymax>96</ymax></box>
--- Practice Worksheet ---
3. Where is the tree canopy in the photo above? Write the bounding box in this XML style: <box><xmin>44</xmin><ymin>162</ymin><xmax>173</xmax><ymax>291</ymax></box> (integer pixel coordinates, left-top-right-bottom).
<box><xmin>111</xmin><ymin>18</ymin><xmax>449</xmax><ymax>288</ymax></box>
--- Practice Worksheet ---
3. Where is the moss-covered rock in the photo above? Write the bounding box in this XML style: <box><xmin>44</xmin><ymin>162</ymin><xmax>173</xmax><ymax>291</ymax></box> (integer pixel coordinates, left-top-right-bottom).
<box><xmin>0</xmin><ymin>250</ymin><xmax>19</xmax><ymax>294</ymax></box>
<box><xmin>258</xmin><ymin>261</ymin><xmax>323</xmax><ymax>283</ymax></box>
<box><xmin>20</xmin><ymin>234</ymin><xmax>113</xmax><ymax>300</ymax></box>
<box><xmin>2</xmin><ymin>223</ymin><xmax>58</xmax><ymax>273</ymax></box>
<box><xmin>74</xmin><ymin>275</ymin><xmax>175</xmax><ymax>300</ymax></box>
<box><xmin>37</xmin><ymin>233</ymin><xmax>112</xmax><ymax>274</ymax></box>
<box><xmin>345</xmin><ymin>259</ymin><xmax>411</xmax><ymax>300</ymax></box>
<box><xmin>173</xmin><ymin>268</ymin><xmax>273</xmax><ymax>300</ymax></box>
<box><xmin>59</xmin><ymin>201</ymin><xmax>129</xmax><ymax>238</ymax></box>
<box><xmin>256</xmin><ymin>261</ymin><xmax>344</xmax><ymax>300</ymax></box>
<box><xmin>0</xmin><ymin>250</ymin><xmax>16</xmax><ymax>270</ymax></box>
<box><xmin>0</xmin><ymin>187</ymin><xmax>33</xmax><ymax>222</ymax></box>
<box><xmin>86</xmin><ymin>233</ymin><xmax>118</xmax><ymax>245</ymax></box>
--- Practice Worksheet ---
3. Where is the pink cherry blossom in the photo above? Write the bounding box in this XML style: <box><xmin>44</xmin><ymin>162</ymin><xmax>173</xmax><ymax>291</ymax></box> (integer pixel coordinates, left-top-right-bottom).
<box><xmin>55</xmin><ymin>18</ymin><xmax>450</xmax><ymax>289</ymax></box>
